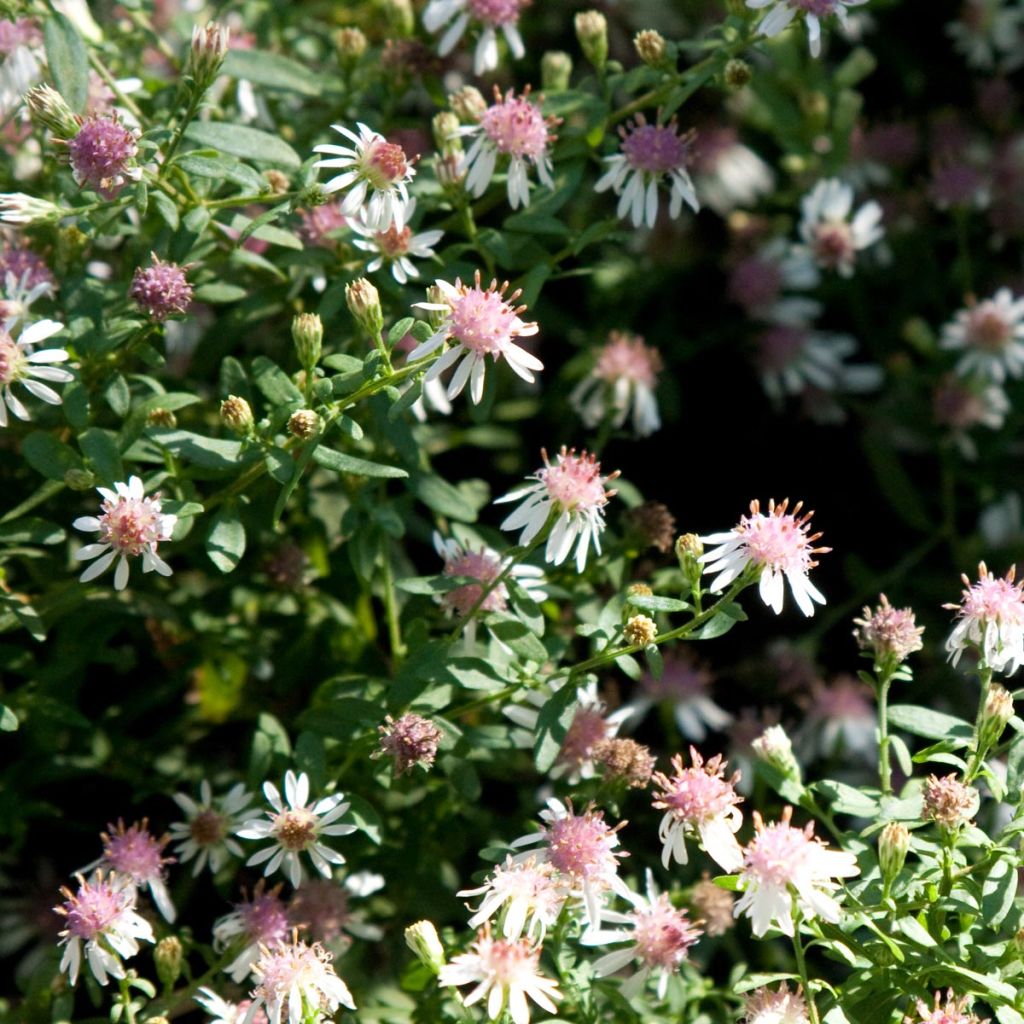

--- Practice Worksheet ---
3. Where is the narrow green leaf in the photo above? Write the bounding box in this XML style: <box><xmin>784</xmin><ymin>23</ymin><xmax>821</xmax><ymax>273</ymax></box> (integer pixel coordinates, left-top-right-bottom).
<box><xmin>44</xmin><ymin>14</ymin><xmax>89</xmax><ymax>112</ymax></box>
<box><xmin>185</xmin><ymin>122</ymin><xmax>301</xmax><ymax>168</ymax></box>
<box><xmin>534</xmin><ymin>683</ymin><xmax>578</xmax><ymax>772</ymax></box>
<box><xmin>206</xmin><ymin>507</ymin><xmax>246</xmax><ymax>573</ymax></box>
<box><xmin>888</xmin><ymin>704</ymin><xmax>973</xmax><ymax>741</ymax></box>
<box><xmin>223</xmin><ymin>49</ymin><xmax>322</xmax><ymax>96</ymax></box>
<box><xmin>312</xmin><ymin>446</ymin><xmax>408</xmax><ymax>479</ymax></box>
<box><xmin>22</xmin><ymin>432</ymin><xmax>83</xmax><ymax>481</ymax></box>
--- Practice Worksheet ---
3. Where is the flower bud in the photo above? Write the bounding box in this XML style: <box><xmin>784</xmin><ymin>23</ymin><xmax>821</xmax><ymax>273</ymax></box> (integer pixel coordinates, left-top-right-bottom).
<box><xmin>377</xmin><ymin>0</ymin><xmax>414</xmax><ymax>36</ymax></box>
<box><xmin>634</xmin><ymin>29</ymin><xmax>667</xmax><ymax>68</ymax></box>
<box><xmin>593</xmin><ymin>737</ymin><xmax>655</xmax><ymax>788</ymax></box>
<box><xmin>335</xmin><ymin>26</ymin><xmax>368</xmax><ymax>64</ymax></box>
<box><xmin>724</xmin><ymin>58</ymin><xmax>752</xmax><ymax>89</ymax></box>
<box><xmin>263</xmin><ymin>169</ymin><xmax>290</xmax><ymax>195</ymax></box>
<box><xmin>221</xmin><ymin>395</ymin><xmax>254</xmax><ymax>435</ymax></box>
<box><xmin>64</xmin><ymin>468</ymin><xmax>97</xmax><ymax>491</ymax></box>
<box><xmin>853</xmin><ymin>594</ymin><xmax>924</xmax><ymax>670</ymax></box>
<box><xmin>298</xmin><ymin>183</ymin><xmax>330</xmax><ymax>208</ymax></box>
<box><xmin>624</xmin><ymin>614</ymin><xmax>657</xmax><ymax>647</ymax></box>
<box><xmin>292</xmin><ymin>312</ymin><xmax>323</xmax><ymax>372</ymax></box>
<box><xmin>449</xmin><ymin>85</ymin><xmax>487</xmax><ymax>122</ymax></box>
<box><xmin>878</xmin><ymin>821</ymin><xmax>909</xmax><ymax>887</ymax></box>
<box><xmin>25</xmin><ymin>84</ymin><xmax>79</xmax><ymax>137</ymax></box>
<box><xmin>541</xmin><ymin>50</ymin><xmax>573</xmax><ymax>92</ymax></box>
<box><xmin>154</xmin><ymin>936</ymin><xmax>183</xmax><ymax>987</ymax></box>
<box><xmin>346</xmin><ymin>278</ymin><xmax>384</xmax><ymax>339</ymax></box>
<box><xmin>432</xmin><ymin>111</ymin><xmax>462</xmax><ymax>156</ymax></box>
<box><xmin>752</xmin><ymin>724</ymin><xmax>802</xmax><ymax>785</ymax></box>
<box><xmin>923</xmin><ymin>773</ymin><xmax>977</xmax><ymax>831</ymax></box>
<box><xmin>146</xmin><ymin>408</ymin><xmax>178</xmax><ymax>428</ymax></box>
<box><xmin>187</xmin><ymin>22</ymin><xmax>230</xmax><ymax>91</ymax></box>
<box><xmin>435</xmin><ymin>153</ymin><xmax>465</xmax><ymax>191</ymax></box>
<box><xmin>405</xmin><ymin>920</ymin><xmax>445</xmax><ymax>973</ymax></box>
<box><xmin>676</xmin><ymin>532</ymin><xmax>704</xmax><ymax>589</ymax></box>
<box><xmin>288</xmin><ymin>409</ymin><xmax>321</xmax><ymax>440</ymax></box>
<box><xmin>575</xmin><ymin>10</ymin><xmax>608</xmax><ymax>71</ymax></box>
<box><xmin>625</xmin><ymin>501</ymin><xmax>676</xmax><ymax>553</ymax></box>
<box><xmin>422</xmin><ymin>285</ymin><xmax>448</xmax><ymax>330</ymax></box>
<box><xmin>0</xmin><ymin>193</ymin><xmax>61</xmax><ymax>226</ymax></box>
<box><xmin>978</xmin><ymin>684</ymin><xmax>1015</xmax><ymax>753</ymax></box>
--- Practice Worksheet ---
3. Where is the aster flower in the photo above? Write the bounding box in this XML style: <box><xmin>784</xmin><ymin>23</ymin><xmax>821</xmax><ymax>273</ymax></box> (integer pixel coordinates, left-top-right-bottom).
<box><xmin>313</xmin><ymin>122</ymin><xmax>415</xmax><ymax>230</ymax></box>
<box><xmin>792</xmin><ymin>178</ymin><xmax>883</xmax><ymax>278</ymax></box>
<box><xmin>169</xmin><ymin>780</ymin><xmax>255</xmax><ymax>877</ymax></box>
<box><xmin>745</xmin><ymin>0</ymin><xmax>867</xmax><ymax>57</ymax></box>
<box><xmin>0</xmin><ymin>244</ymin><xmax>55</xmax><ymax>298</ymax></box>
<box><xmin>130</xmin><ymin>255</ymin><xmax>193</xmax><ymax>321</ymax></box>
<box><xmin>728</xmin><ymin>239</ymin><xmax>820</xmax><ymax>316</ymax></box>
<box><xmin>701</xmin><ymin>498</ymin><xmax>829</xmax><ymax>617</ymax></box>
<box><xmin>458</xmin><ymin>855</ymin><xmax>566</xmax><ymax>942</ymax></box>
<box><xmin>67</xmin><ymin>114</ymin><xmax>141</xmax><ymax>199</ymax></box>
<box><xmin>373</xmin><ymin>713</ymin><xmax>442</xmax><ymax>776</ymax></box>
<box><xmin>410</xmin><ymin>271</ymin><xmax>542</xmax><ymax>405</ymax></box>
<box><xmin>0</xmin><ymin>317</ymin><xmax>71</xmax><ymax>426</ymax></box>
<box><xmin>349</xmin><ymin>199</ymin><xmax>443</xmax><ymax>284</ymax></box>
<box><xmin>236</xmin><ymin>770</ymin><xmax>356</xmax><ymax>888</ymax></box>
<box><xmin>797</xmin><ymin>676</ymin><xmax>877</xmax><ymax>761</ymax></box>
<box><xmin>296</xmin><ymin>201</ymin><xmax>347</xmax><ymax>250</ymax></box>
<box><xmin>497</xmin><ymin>447</ymin><xmax>618</xmax><ymax>572</ymax></box>
<box><xmin>595</xmin><ymin>114</ymin><xmax>699</xmax><ymax>229</ymax></box>
<box><xmin>0</xmin><ymin>18</ymin><xmax>43</xmax><ymax>120</ymax></box>
<box><xmin>853</xmin><ymin>594</ymin><xmax>925</xmax><ymax>667</ymax></box>
<box><xmin>923</xmin><ymin>773</ymin><xmax>979</xmax><ymax>830</ymax></box>
<box><xmin>247</xmin><ymin>937</ymin><xmax>355</xmax><ymax>1024</ymax></box>
<box><xmin>947</xmin><ymin>0</ymin><xmax>1024</xmax><ymax>71</ymax></box>
<box><xmin>734</xmin><ymin>806</ymin><xmax>859</xmax><ymax>937</ymax></box>
<box><xmin>940</xmin><ymin>288</ymin><xmax>1024</xmax><ymax>383</ymax></box>
<box><xmin>0</xmin><ymin>193</ymin><xmax>62</xmax><ymax>225</ymax></box>
<box><xmin>54</xmin><ymin>872</ymin><xmax>154</xmax><ymax>986</ymax></box>
<box><xmin>98</xmin><ymin>819</ymin><xmax>175</xmax><ymax>922</ymax></box>
<box><xmin>945</xmin><ymin>561</ymin><xmax>1024</xmax><ymax>674</ymax></box>
<box><xmin>288</xmin><ymin>874</ymin><xmax>384</xmax><ymax>951</ymax></box>
<box><xmin>422</xmin><ymin>0</ymin><xmax>528</xmax><ymax>76</ymax></box>
<box><xmin>691</xmin><ymin>127</ymin><xmax>775</xmax><ymax>216</ymax></box>
<box><xmin>196</xmin><ymin>988</ymin><xmax>268</xmax><ymax>1024</ymax></box>
<box><xmin>905</xmin><ymin>988</ymin><xmax>989</xmax><ymax>1024</ymax></box>
<box><xmin>570</xmin><ymin>331</ymin><xmax>663</xmax><ymax>437</ymax></box>
<box><xmin>438</xmin><ymin>925</ymin><xmax>560</xmax><ymax>1024</ymax></box>
<box><xmin>651</xmin><ymin>747</ymin><xmax>744</xmax><ymax>872</ymax></box>
<box><xmin>580</xmin><ymin>873</ymin><xmax>702</xmax><ymax>1000</ymax></box>
<box><xmin>73</xmin><ymin>475</ymin><xmax>177</xmax><ymax>590</ymax></box>
<box><xmin>510</xmin><ymin>798</ymin><xmax>631</xmax><ymax>928</ymax></box>
<box><xmin>742</xmin><ymin>983</ymin><xmax>810</xmax><ymax>1024</ymax></box>
<box><xmin>214</xmin><ymin>883</ymin><xmax>291</xmax><ymax>983</ymax></box>
<box><xmin>457</xmin><ymin>86</ymin><xmax>558</xmax><ymax>209</ymax></box>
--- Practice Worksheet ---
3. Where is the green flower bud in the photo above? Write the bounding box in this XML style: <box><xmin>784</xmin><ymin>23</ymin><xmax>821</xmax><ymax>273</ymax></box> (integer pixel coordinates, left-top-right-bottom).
<box><xmin>64</xmin><ymin>468</ymin><xmax>97</xmax><ymax>491</ymax></box>
<box><xmin>449</xmin><ymin>85</ymin><xmax>487</xmax><ymax>122</ymax></box>
<box><xmin>878</xmin><ymin>821</ymin><xmax>910</xmax><ymax>887</ymax></box>
<box><xmin>335</xmin><ymin>26</ymin><xmax>368</xmax><ymax>64</ymax></box>
<box><xmin>405</xmin><ymin>920</ymin><xmax>445</xmax><ymax>973</ymax></box>
<box><xmin>724</xmin><ymin>58</ymin><xmax>752</xmax><ymax>89</ymax></box>
<box><xmin>187</xmin><ymin>22</ymin><xmax>230</xmax><ymax>92</ymax></box>
<box><xmin>25</xmin><ymin>84</ymin><xmax>79</xmax><ymax>137</ymax></box>
<box><xmin>292</xmin><ymin>312</ymin><xmax>324</xmax><ymax>373</ymax></box>
<box><xmin>346</xmin><ymin>278</ymin><xmax>384</xmax><ymax>340</ymax></box>
<box><xmin>154</xmin><ymin>936</ymin><xmax>183</xmax><ymax>988</ymax></box>
<box><xmin>220</xmin><ymin>395</ymin><xmax>255</xmax><ymax>436</ymax></box>
<box><xmin>288</xmin><ymin>409</ymin><xmax>321</xmax><ymax>440</ymax></box>
<box><xmin>541</xmin><ymin>50</ymin><xmax>573</xmax><ymax>92</ymax></box>
<box><xmin>575</xmin><ymin>10</ymin><xmax>608</xmax><ymax>71</ymax></box>
<box><xmin>634</xmin><ymin>30</ymin><xmax>667</xmax><ymax>69</ymax></box>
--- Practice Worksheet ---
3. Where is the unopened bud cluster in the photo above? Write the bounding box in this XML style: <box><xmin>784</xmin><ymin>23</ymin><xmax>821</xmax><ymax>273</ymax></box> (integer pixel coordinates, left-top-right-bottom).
<box><xmin>575</xmin><ymin>10</ymin><xmax>608</xmax><ymax>70</ymax></box>
<box><xmin>624</xmin><ymin>614</ymin><xmax>657</xmax><ymax>647</ymax></box>
<box><xmin>292</xmin><ymin>313</ymin><xmax>323</xmax><ymax>372</ymax></box>
<box><xmin>288</xmin><ymin>409</ymin><xmax>321</xmax><ymax>439</ymax></box>
<box><xmin>346</xmin><ymin>278</ymin><xmax>384</xmax><ymax>339</ymax></box>
<box><xmin>220</xmin><ymin>395</ymin><xmax>254</xmax><ymax>435</ymax></box>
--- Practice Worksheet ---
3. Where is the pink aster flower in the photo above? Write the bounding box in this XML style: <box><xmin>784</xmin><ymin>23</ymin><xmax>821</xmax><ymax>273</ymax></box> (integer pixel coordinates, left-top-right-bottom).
<box><xmin>288</xmin><ymin>874</ymin><xmax>384</xmax><ymax>952</ymax></box>
<box><xmin>236</xmin><ymin>770</ymin><xmax>356</xmax><ymax>888</ymax></box>
<box><xmin>99</xmin><ymin>819</ymin><xmax>175</xmax><ymax>922</ymax></box>
<box><xmin>734</xmin><ymin>806</ymin><xmax>860</xmax><ymax>937</ymax></box>
<box><xmin>793</xmin><ymin>178</ymin><xmax>883</xmax><ymax>278</ymax></box>
<box><xmin>0</xmin><ymin>244</ymin><xmax>54</xmax><ymax>296</ymax></box>
<box><xmin>905</xmin><ymin>989</ymin><xmax>989</xmax><ymax>1024</ymax></box>
<box><xmin>853</xmin><ymin>594</ymin><xmax>925</xmax><ymax>666</ymax></box>
<box><xmin>580</xmin><ymin>873</ymin><xmax>702</xmax><ymax>1000</ymax></box>
<box><xmin>73</xmin><ymin>475</ymin><xmax>177</xmax><ymax>590</ymax></box>
<box><xmin>458</xmin><ymin>855</ymin><xmax>566</xmax><ymax>942</ymax></box>
<box><xmin>422</xmin><ymin>0</ymin><xmax>528</xmax><ymax>75</ymax></box>
<box><xmin>196</xmin><ymin>988</ymin><xmax>268</xmax><ymax>1024</ymax></box>
<box><xmin>742</xmin><ymin>983</ymin><xmax>810</xmax><ymax>1024</ymax></box>
<box><xmin>67</xmin><ymin>114</ymin><xmax>141</xmax><ymax>199</ymax></box>
<box><xmin>570</xmin><ymin>330</ymin><xmax>663</xmax><ymax>437</ymax></box>
<box><xmin>510</xmin><ymin>798</ymin><xmax>631</xmax><ymax>928</ymax></box>
<box><xmin>0</xmin><ymin>317</ymin><xmax>71</xmax><ymax>426</ymax></box>
<box><xmin>651</xmin><ymin>747</ymin><xmax>744</xmax><ymax>872</ymax></box>
<box><xmin>247</xmin><ymin>937</ymin><xmax>355</xmax><ymax>1024</ymax></box>
<box><xmin>0</xmin><ymin>18</ymin><xmax>42</xmax><ymax>118</ymax></box>
<box><xmin>296</xmin><ymin>202</ymin><xmax>347</xmax><ymax>250</ymax></box>
<box><xmin>438</xmin><ymin>925</ymin><xmax>560</xmax><ymax>1024</ymax></box>
<box><xmin>595</xmin><ymin>114</ymin><xmax>699</xmax><ymax>229</ymax></box>
<box><xmin>130</xmin><ymin>255</ymin><xmax>193</xmax><ymax>321</ymax></box>
<box><xmin>746</xmin><ymin>0</ymin><xmax>867</xmax><ymax>57</ymax></box>
<box><xmin>457</xmin><ymin>86</ymin><xmax>558</xmax><ymax>209</ymax></box>
<box><xmin>54</xmin><ymin>872</ymin><xmax>154</xmax><ymax>986</ymax></box>
<box><xmin>940</xmin><ymin>288</ymin><xmax>1024</xmax><ymax>383</ymax></box>
<box><xmin>497</xmin><ymin>447</ymin><xmax>618</xmax><ymax>572</ymax></box>
<box><xmin>169</xmin><ymin>780</ymin><xmax>255</xmax><ymax>877</ymax></box>
<box><xmin>214</xmin><ymin>883</ymin><xmax>291</xmax><ymax>983</ymax></box>
<box><xmin>797</xmin><ymin>675</ymin><xmax>877</xmax><ymax>761</ymax></box>
<box><xmin>410</xmin><ymin>271</ymin><xmax>542</xmax><ymax>404</ymax></box>
<box><xmin>349</xmin><ymin>198</ymin><xmax>443</xmax><ymax>284</ymax></box>
<box><xmin>313</xmin><ymin>122</ymin><xmax>415</xmax><ymax>230</ymax></box>
<box><xmin>728</xmin><ymin>239</ymin><xmax>819</xmax><ymax>316</ymax></box>
<box><xmin>945</xmin><ymin>561</ymin><xmax>1024</xmax><ymax>673</ymax></box>
<box><xmin>374</xmin><ymin>713</ymin><xmax>443</xmax><ymax>776</ymax></box>
<box><xmin>701</xmin><ymin>498</ymin><xmax>829</xmax><ymax>617</ymax></box>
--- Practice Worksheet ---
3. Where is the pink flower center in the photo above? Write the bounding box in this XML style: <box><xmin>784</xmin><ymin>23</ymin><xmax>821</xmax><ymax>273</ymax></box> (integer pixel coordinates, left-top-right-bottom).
<box><xmin>544</xmin><ymin>811</ymin><xmax>617</xmax><ymax>880</ymax></box>
<box><xmin>98</xmin><ymin>494</ymin><xmax>167</xmax><ymax>557</ymax></box>
<box><xmin>364</xmin><ymin>139</ymin><xmax>409</xmax><ymax>189</ymax></box>
<box><xmin>374</xmin><ymin>224</ymin><xmax>412</xmax><ymax>259</ymax></box>
<box><xmin>240</xmin><ymin>892</ymin><xmax>290</xmax><ymax>943</ymax></box>
<box><xmin>271</xmin><ymin>808</ymin><xmax>318</xmax><ymax>851</ymax></box>
<box><xmin>0</xmin><ymin>332</ymin><xmax>26</xmax><ymax>385</ymax></box>
<box><xmin>789</xmin><ymin>0</ymin><xmax>840</xmax><ymax>14</ymax></box>
<box><xmin>622</xmin><ymin>123</ymin><xmax>691</xmax><ymax>175</ymax></box>
<box><xmin>740</xmin><ymin>512</ymin><xmax>813</xmax><ymax>574</ymax></box>
<box><xmin>629</xmin><ymin>895</ymin><xmax>699</xmax><ymax>970</ymax></box>
<box><xmin>479</xmin><ymin>937</ymin><xmax>536</xmax><ymax>981</ymax></box>
<box><xmin>960</xmin><ymin>576</ymin><xmax>1024</xmax><ymax>625</ymax></box>
<box><xmin>189</xmin><ymin>809</ymin><xmax>226</xmax><ymax>847</ymax></box>
<box><xmin>104</xmin><ymin>825</ymin><xmax>167</xmax><ymax>883</ymax></box>
<box><xmin>467</xmin><ymin>0</ymin><xmax>525</xmax><ymax>25</ymax></box>
<box><xmin>811</xmin><ymin>221</ymin><xmax>855</xmax><ymax>269</ymax></box>
<box><xmin>290</xmin><ymin>881</ymin><xmax>351</xmax><ymax>943</ymax></box>
<box><xmin>481</xmin><ymin>97</ymin><xmax>549</xmax><ymax>160</ymax></box>
<box><xmin>965</xmin><ymin>306</ymin><xmax>1013</xmax><ymax>351</ymax></box>
<box><xmin>743</xmin><ymin>823</ymin><xmax>812</xmax><ymax>886</ymax></box>
<box><xmin>61</xmin><ymin>879</ymin><xmax>128</xmax><ymax>940</ymax></box>
<box><xmin>557</xmin><ymin>708</ymin><xmax>609</xmax><ymax>769</ymax></box>
<box><xmin>540</xmin><ymin>453</ymin><xmax>607</xmax><ymax>513</ymax></box>
<box><xmin>449</xmin><ymin>286</ymin><xmax>518</xmax><ymax>355</ymax></box>
<box><xmin>654</xmin><ymin>768</ymin><xmax>736</xmax><ymax>822</ymax></box>
<box><xmin>594</xmin><ymin>336</ymin><xmax>661</xmax><ymax>387</ymax></box>
<box><xmin>442</xmin><ymin>548</ymin><xmax>507</xmax><ymax>615</ymax></box>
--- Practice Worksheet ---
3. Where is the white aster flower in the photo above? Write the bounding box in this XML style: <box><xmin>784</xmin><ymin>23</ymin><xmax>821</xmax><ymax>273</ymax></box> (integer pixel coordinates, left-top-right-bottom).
<box><xmin>409</xmin><ymin>271</ymin><xmax>542</xmax><ymax>405</ymax></box>
<box><xmin>236</xmin><ymin>770</ymin><xmax>356</xmax><ymax>888</ymax></box>
<box><xmin>422</xmin><ymin>0</ymin><xmax>528</xmax><ymax>75</ymax></box>
<box><xmin>0</xmin><ymin>316</ymin><xmax>71</xmax><ymax>426</ymax></box>
<box><xmin>458</xmin><ymin>855</ymin><xmax>566</xmax><ymax>942</ymax></box>
<box><xmin>595</xmin><ymin>114</ymin><xmax>699</xmax><ymax>229</ymax></box>
<box><xmin>692</xmin><ymin>128</ymin><xmax>775</xmax><ymax>216</ymax></box>
<box><xmin>214</xmin><ymin>883</ymin><xmax>291</xmax><ymax>984</ymax></box>
<box><xmin>734</xmin><ymin>807</ymin><xmax>859</xmax><ymax>937</ymax></box>
<box><xmin>746</xmin><ymin>0</ymin><xmax>867</xmax><ymax>57</ymax></box>
<box><xmin>438</xmin><ymin>925</ymin><xmax>560</xmax><ymax>1024</ymax></box>
<box><xmin>701</xmin><ymin>498</ymin><xmax>829</xmax><ymax>617</ymax></box>
<box><xmin>793</xmin><ymin>178</ymin><xmax>883</xmax><ymax>278</ymax></box>
<box><xmin>247</xmin><ymin>937</ymin><xmax>355</xmax><ymax>1024</ymax></box>
<box><xmin>940</xmin><ymin>287</ymin><xmax>1024</xmax><ymax>383</ymax></box>
<box><xmin>196</xmin><ymin>988</ymin><xmax>267</xmax><ymax>1024</ymax></box>
<box><xmin>169</xmin><ymin>780</ymin><xmax>255</xmax><ymax>877</ymax></box>
<box><xmin>349</xmin><ymin>198</ymin><xmax>443</xmax><ymax>284</ymax></box>
<box><xmin>496</xmin><ymin>446</ymin><xmax>618</xmax><ymax>572</ymax></box>
<box><xmin>947</xmin><ymin>0</ymin><xmax>1024</xmax><ymax>71</ymax></box>
<box><xmin>313</xmin><ymin>122</ymin><xmax>415</xmax><ymax>230</ymax></box>
<box><xmin>945</xmin><ymin>561</ymin><xmax>1024</xmax><ymax>675</ymax></box>
<box><xmin>73</xmin><ymin>475</ymin><xmax>177</xmax><ymax>591</ymax></box>
<box><xmin>0</xmin><ymin>18</ymin><xmax>43</xmax><ymax>120</ymax></box>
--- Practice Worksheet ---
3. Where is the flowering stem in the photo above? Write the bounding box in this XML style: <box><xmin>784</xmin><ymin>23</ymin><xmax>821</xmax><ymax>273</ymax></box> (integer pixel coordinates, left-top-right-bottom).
<box><xmin>964</xmin><ymin>666</ymin><xmax>993</xmax><ymax>784</ymax></box>
<box><xmin>791</xmin><ymin>916</ymin><xmax>821</xmax><ymax>1024</ymax></box>
<box><xmin>876</xmin><ymin>666</ymin><xmax>894</xmax><ymax>795</ymax></box>
<box><xmin>380</xmin><ymin>532</ymin><xmax>406</xmax><ymax>666</ymax></box>
<box><xmin>117</xmin><ymin>976</ymin><xmax>138</xmax><ymax>1024</ymax></box>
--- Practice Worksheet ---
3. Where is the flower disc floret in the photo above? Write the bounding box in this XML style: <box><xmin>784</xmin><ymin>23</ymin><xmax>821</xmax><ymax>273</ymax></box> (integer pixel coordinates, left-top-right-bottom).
<box><xmin>130</xmin><ymin>255</ymin><xmax>193</xmax><ymax>321</ymax></box>
<box><xmin>67</xmin><ymin>115</ymin><xmax>140</xmax><ymax>199</ymax></box>
<box><xmin>945</xmin><ymin>561</ymin><xmax>1024</xmax><ymax>673</ymax></box>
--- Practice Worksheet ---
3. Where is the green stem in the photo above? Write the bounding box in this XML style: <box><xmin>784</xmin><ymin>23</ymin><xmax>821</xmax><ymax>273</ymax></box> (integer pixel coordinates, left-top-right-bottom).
<box><xmin>791</xmin><ymin>917</ymin><xmax>821</xmax><ymax>1024</ymax></box>
<box><xmin>876</xmin><ymin>667</ymin><xmax>894</xmax><ymax>795</ymax></box>
<box><xmin>117</xmin><ymin>976</ymin><xmax>138</xmax><ymax>1024</ymax></box>
<box><xmin>380</xmin><ymin>533</ymin><xmax>405</xmax><ymax>666</ymax></box>
<box><xmin>86</xmin><ymin>51</ymin><xmax>144</xmax><ymax>121</ymax></box>
<box><xmin>964</xmin><ymin>666</ymin><xmax>993</xmax><ymax>784</ymax></box>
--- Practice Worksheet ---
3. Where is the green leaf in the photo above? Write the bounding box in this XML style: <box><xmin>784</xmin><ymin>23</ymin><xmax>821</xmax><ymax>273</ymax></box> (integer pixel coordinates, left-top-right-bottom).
<box><xmin>149</xmin><ymin>428</ymin><xmax>248</xmax><ymax>471</ymax></box>
<box><xmin>151</xmin><ymin>190</ymin><xmax>180</xmax><ymax>230</ymax></box>
<box><xmin>488</xmin><ymin>614</ymin><xmax>547</xmax><ymax>663</ymax></box>
<box><xmin>174</xmin><ymin>153</ymin><xmax>268</xmax><ymax>192</ymax></box>
<box><xmin>815</xmin><ymin>780</ymin><xmax>880</xmax><ymax>817</ymax></box>
<box><xmin>206</xmin><ymin>507</ymin><xmax>246</xmax><ymax>572</ymax></box>
<box><xmin>193</xmin><ymin>282</ymin><xmax>248</xmax><ymax>303</ymax></box>
<box><xmin>981</xmin><ymin>857</ymin><xmax>1017</xmax><ymax>928</ymax></box>
<box><xmin>996</xmin><ymin>1008</ymin><xmax>1024</xmax><ymax>1024</ymax></box>
<box><xmin>1006</xmin><ymin>732</ymin><xmax>1024</xmax><ymax>792</ymax></box>
<box><xmin>626</xmin><ymin>593</ymin><xmax>690</xmax><ymax>613</ymax></box>
<box><xmin>0</xmin><ymin>518</ymin><xmax>65</xmax><ymax>545</ymax></box>
<box><xmin>387</xmin><ymin>317</ymin><xmax>416</xmax><ymax>347</ymax></box>
<box><xmin>78</xmin><ymin>428</ymin><xmax>124</xmax><ymax>484</ymax></box>
<box><xmin>409</xmin><ymin>473</ymin><xmax>482</xmax><ymax>521</ymax></box>
<box><xmin>22</xmin><ymin>432</ymin><xmax>83</xmax><ymax>481</ymax></box>
<box><xmin>342</xmin><ymin>793</ymin><xmax>382</xmax><ymax>844</ymax></box>
<box><xmin>184</xmin><ymin>122</ymin><xmax>301</xmax><ymax>168</ymax></box>
<box><xmin>0</xmin><ymin>704</ymin><xmax>17</xmax><ymax>731</ymax></box>
<box><xmin>104</xmin><ymin>374</ymin><xmax>132</xmax><ymax>417</ymax></box>
<box><xmin>534</xmin><ymin>683</ymin><xmax>578</xmax><ymax>773</ymax></box>
<box><xmin>252</xmin><ymin>355</ymin><xmax>303</xmax><ymax>405</ymax></box>
<box><xmin>888</xmin><ymin>704</ymin><xmax>973</xmax><ymax>741</ymax></box>
<box><xmin>44</xmin><ymin>14</ymin><xmax>89</xmax><ymax>112</ymax></box>
<box><xmin>896</xmin><ymin>915</ymin><xmax>936</xmax><ymax>946</ymax></box>
<box><xmin>694</xmin><ymin>608</ymin><xmax>741</xmax><ymax>640</ymax></box>
<box><xmin>312</xmin><ymin>446</ymin><xmax>408</xmax><ymax>479</ymax></box>
<box><xmin>223</xmin><ymin>49</ymin><xmax>322</xmax><ymax>96</ymax></box>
